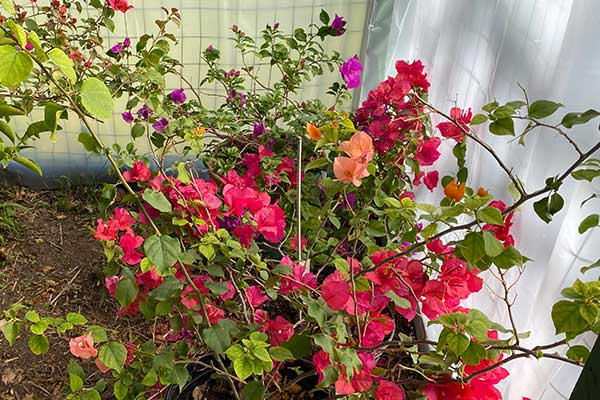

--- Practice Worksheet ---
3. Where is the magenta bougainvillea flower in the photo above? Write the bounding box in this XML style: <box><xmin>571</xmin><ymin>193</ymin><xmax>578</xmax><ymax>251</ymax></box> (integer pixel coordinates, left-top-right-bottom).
<box><xmin>136</xmin><ymin>104</ymin><xmax>153</xmax><ymax>120</ymax></box>
<box><xmin>265</xmin><ymin>316</ymin><xmax>294</xmax><ymax>346</ymax></box>
<box><xmin>424</xmin><ymin>170</ymin><xmax>439</xmax><ymax>191</ymax></box>
<box><xmin>122</xmin><ymin>160</ymin><xmax>151</xmax><ymax>182</ymax></box>
<box><xmin>375</xmin><ymin>381</ymin><xmax>405</xmax><ymax>400</ymax></box>
<box><xmin>119</xmin><ymin>231</ymin><xmax>144</xmax><ymax>265</ymax></box>
<box><xmin>437</xmin><ymin>106</ymin><xmax>473</xmax><ymax>142</ymax></box>
<box><xmin>415</xmin><ymin>137</ymin><xmax>441</xmax><ymax>166</ymax></box>
<box><xmin>246</xmin><ymin>286</ymin><xmax>269</xmax><ymax>307</ymax></box>
<box><xmin>107</xmin><ymin>0</ymin><xmax>133</xmax><ymax>13</ymax></box>
<box><xmin>340</xmin><ymin>55</ymin><xmax>363</xmax><ymax>89</ymax></box>
<box><xmin>330</xmin><ymin>14</ymin><xmax>346</xmax><ymax>36</ymax></box>
<box><xmin>253</xmin><ymin>203</ymin><xmax>286</xmax><ymax>243</ymax></box>
<box><xmin>121</xmin><ymin>111</ymin><xmax>134</xmax><ymax>123</ymax></box>
<box><xmin>152</xmin><ymin>118</ymin><xmax>169</xmax><ymax>132</ymax></box>
<box><xmin>169</xmin><ymin>88</ymin><xmax>187</xmax><ymax>104</ymax></box>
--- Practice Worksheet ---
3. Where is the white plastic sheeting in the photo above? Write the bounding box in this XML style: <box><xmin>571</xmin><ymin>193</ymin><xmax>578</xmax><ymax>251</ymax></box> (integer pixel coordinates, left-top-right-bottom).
<box><xmin>360</xmin><ymin>0</ymin><xmax>600</xmax><ymax>398</ymax></box>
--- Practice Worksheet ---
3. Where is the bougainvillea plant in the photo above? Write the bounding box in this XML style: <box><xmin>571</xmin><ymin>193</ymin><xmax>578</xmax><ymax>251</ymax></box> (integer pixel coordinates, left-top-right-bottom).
<box><xmin>1</xmin><ymin>2</ymin><xmax>600</xmax><ymax>400</ymax></box>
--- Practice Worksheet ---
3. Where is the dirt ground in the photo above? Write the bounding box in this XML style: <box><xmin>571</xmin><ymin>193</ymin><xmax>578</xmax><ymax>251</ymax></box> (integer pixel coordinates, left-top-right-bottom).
<box><xmin>0</xmin><ymin>187</ymin><xmax>136</xmax><ymax>399</ymax></box>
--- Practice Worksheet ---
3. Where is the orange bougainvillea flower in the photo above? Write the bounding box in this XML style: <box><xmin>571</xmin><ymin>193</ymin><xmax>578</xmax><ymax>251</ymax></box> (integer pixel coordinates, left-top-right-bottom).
<box><xmin>334</xmin><ymin>156</ymin><xmax>369</xmax><ymax>187</ymax></box>
<box><xmin>338</xmin><ymin>131</ymin><xmax>374</xmax><ymax>164</ymax></box>
<box><xmin>477</xmin><ymin>187</ymin><xmax>489</xmax><ymax>197</ymax></box>
<box><xmin>444</xmin><ymin>180</ymin><xmax>465</xmax><ymax>202</ymax></box>
<box><xmin>69</xmin><ymin>332</ymin><xmax>98</xmax><ymax>359</ymax></box>
<box><xmin>306</xmin><ymin>123</ymin><xmax>322</xmax><ymax>140</ymax></box>
<box><xmin>95</xmin><ymin>358</ymin><xmax>111</xmax><ymax>373</ymax></box>
<box><xmin>193</xmin><ymin>127</ymin><xmax>206</xmax><ymax>136</ymax></box>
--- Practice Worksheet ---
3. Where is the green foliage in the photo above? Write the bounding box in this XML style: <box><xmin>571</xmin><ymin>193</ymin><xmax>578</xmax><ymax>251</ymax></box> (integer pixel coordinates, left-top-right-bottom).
<box><xmin>80</xmin><ymin>78</ymin><xmax>114</xmax><ymax>120</ymax></box>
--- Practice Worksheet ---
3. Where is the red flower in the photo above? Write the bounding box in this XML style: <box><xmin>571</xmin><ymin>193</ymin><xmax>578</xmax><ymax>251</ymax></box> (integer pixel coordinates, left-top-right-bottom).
<box><xmin>335</xmin><ymin>351</ymin><xmax>375</xmax><ymax>394</ymax></box>
<box><xmin>361</xmin><ymin>312</ymin><xmax>395</xmax><ymax>347</ymax></box>
<box><xmin>437</xmin><ymin>107</ymin><xmax>472</xmax><ymax>142</ymax></box>
<box><xmin>415</xmin><ymin>137</ymin><xmax>441</xmax><ymax>166</ymax></box>
<box><xmin>119</xmin><ymin>231</ymin><xmax>144</xmax><ymax>265</ymax></box>
<box><xmin>254</xmin><ymin>204</ymin><xmax>286</xmax><ymax>243</ymax></box>
<box><xmin>94</xmin><ymin>218</ymin><xmax>118</xmax><ymax>241</ymax></box>
<box><xmin>266</xmin><ymin>316</ymin><xmax>294</xmax><ymax>346</ymax></box>
<box><xmin>246</xmin><ymin>286</ymin><xmax>268</xmax><ymax>307</ymax></box>
<box><xmin>375</xmin><ymin>380</ymin><xmax>405</xmax><ymax>400</ymax></box>
<box><xmin>123</xmin><ymin>160</ymin><xmax>151</xmax><ymax>182</ymax></box>
<box><xmin>107</xmin><ymin>0</ymin><xmax>133</xmax><ymax>13</ymax></box>
<box><xmin>135</xmin><ymin>268</ymin><xmax>163</xmax><ymax>291</ymax></box>
<box><xmin>112</xmin><ymin>207</ymin><xmax>135</xmax><ymax>230</ymax></box>
<box><xmin>426</xmin><ymin>239</ymin><xmax>454</xmax><ymax>255</ymax></box>
<box><xmin>394</xmin><ymin>60</ymin><xmax>430</xmax><ymax>93</ymax></box>
<box><xmin>278</xmin><ymin>256</ymin><xmax>317</xmax><ymax>295</ymax></box>
<box><xmin>312</xmin><ymin>349</ymin><xmax>331</xmax><ymax>383</ymax></box>
<box><xmin>321</xmin><ymin>271</ymin><xmax>351</xmax><ymax>311</ymax></box>
<box><xmin>205</xmin><ymin>303</ymin><xmax>225</xmax><ymax>325</ymax></box>
<box><xmin>233</xmin><ymin>224</ymin><xmax>257</xmax><ymax>248</ymax></box>
<box><xmin>483</xmin><ymin>200</ymin><xmax>515</xmax><ymax>247</ymax></box>
<box><xmin>424</xmin><ymin>171</ymin><xmax>439</xmax><ymax>191</ymax></box>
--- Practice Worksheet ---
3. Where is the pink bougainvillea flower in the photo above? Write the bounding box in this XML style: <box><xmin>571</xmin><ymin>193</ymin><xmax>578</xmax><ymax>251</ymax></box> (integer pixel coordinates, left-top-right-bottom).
<box><xmin>233</xmin><ymin>224</ymin><xmax>257</xmax><ymax>248</ymax></box>
<box><xmin>124</xmin><ymin>341</ymin><xmax>137</xmax><ymax>364</ymax></box>
<box><xmin>95</xmin><ymin>358</ymin><xmax>111</xmax><ymax>373</ymax></box>
<box><xmin>321</xmin><ymin>271</ymin><xmax>352</xmax><ymax>311</ymax></box>
<box><xmin>340</xmin><ymin>55</ymin><xmax>363</xmax><ymax>89</ymax></box>
<box><xmin>254</xmin><ymin>204</ymin><xmax>286</xmax><ymax>243</ymax></box>
<box><xmin>313</xmin><ymin>349</ymin><xmax>331</xmax><ymax>383</ymax></box>
<box><xmin>69</xmin><ymin>332</ymin><xmax>98</xmax><ymax>359</ymax></box>
<box><xmin>375</xmin><ymin>380</ymin><xmax>405</xmax><ymax>400</ymax></box>
<box><xmin>219</xmin><ymin>281</ymin><xmax>236</xmax><ymax>301</ymax></box>
<box><xmin>335</xmin><ymin>351</ymin><xmax>375</xmax><ymax>394</ymax></box>
<box><xmin>483</xmin><ymin>200</ymin><xmax>515</xmax><ymax>247</ymax></box>
<box><xmin>205</xmin><ymin>303</ymin><xmax>225</xmax><ymax>325</ymax></box>
<box><xmin>135</xmin><ymin>268</ymin><xmax>163</xmax><ymax>291</ymax></box>
<box><xmin>180</xmin><ymin>285</ymin><xmax>199</xmax><ymax>309</ymax></box>
<box><xmin>122</xmin><ymin>160</ymin><xmax>151</xmax><ymax>182</ymax></box>
<box><xmin>266</xmin><ymin>315</ymin><xmax>294</xmax><ymax>346</ymax></box>
<box><xmin>107</xmin><ymin>0</ymin><xmax>133</xmax><ymax>13</ymax></box>
<box><xmin>246</xmin><ymin>286</ymin><xmax>269</xmax><ymax>307</ymax></box>
<box><xmin>437</xmin><ymin>107</ymin><xmax>473</xmax><ymax>142</ymax></box>
<box><xmin>333</xmin><ymin>156</ymin><xmax>369</xmax><ymax>187</ymax></box>
<box><xmin>415</xmin><ymin>137</ymin><xmax>441</xmax><ymax>166</ymax></box>
<box><xmin>105</xmin><ymin>275</ymin><xmax>122</xmax><ymax>297</ymax></box>
<box><xmin>426</xmin><ymin>238</ymin><xmax>454</xmax><ymax>255</ymax></box>
<box><xmin>94</xmin><ymin>218</ymin><xmax>118</xmax><ymax>241</ymax></box>
<box><xmin>119</xmin><ymin>231</ymin><xmax>144</xmax><ymax>265</ymax></box>
<box><xmin>290</xmin><ymin>234</ymin><xmax>307</xmax><ymax>252</ymax></box>
<box><xmin>361</xmin><ymin>312</ymin><xmax>395</xmax><ymax>347</ymax></box>
<box><xmin>424</xmin><ymin>171</ymin><xmax>439</xmax><ymax>191</ymax></box>
<box><xmin>278</xmin><ymin>256</ymin><xmax>317</xmax><ymax>295</ymax></box>
<box><xmin>112</xmin><ymin>207</ymin><xmax>135</xmax><ymax>231</ymax></box>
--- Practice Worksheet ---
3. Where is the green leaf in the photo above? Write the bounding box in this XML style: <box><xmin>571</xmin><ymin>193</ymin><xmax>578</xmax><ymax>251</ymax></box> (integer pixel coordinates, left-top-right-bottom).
<box><xmin>533</xmin><ymin>197</ymin><xmax>552</xmax><ymax>223</ymax></box>
<box><xmin>572</xmin><ymin>169</ymin><xmax>600</xmax><ymax>182</ymax></box>
<box><xmin>203</xmin><ymin>319</ymin><xmax>238</xmax><ymax>353</ymax></box>
<box><xmin>143</xmin><ymin>235</ymin><xmax>181</xmax><ymax>273</ymax></box>
<box><xmin>385</xmin><ymin>290</ymin><xmax>411</xmax><ymax>309</ymax></box>
<box><xmin>141</xmin><ymin>370</ymin><xmax>158</xmax><ymax>386</ymax></box>
<box><xmin>445</xmin><ymin>331</ymin><xmax>470</xmax><ymax>356</ymax></box>
<box><xmin>566</xmin><ymin>345</ymin><xmax>590</xmax><ymax>362</ymax></box>
<box><xmin>281</xmin><ymin>334</ymin><xmax>312</xmax><ymax>359</ymax></box>
<box><xmin>366</xmin><ymin>220</ymin><xmax>386</xmax><ymax>237</ymax></box>
<box><xmin>528</xmin><ymin>100</ymin><xmax>563</xmax><ymax>119</ymax></box>
<box><xmin>131</xmin><ymin>123</ymin><xmax>145</xmax><ymax>138</ymax></box>
<box><xmin>78</xmin><ymin>132</ymin><xmax>100</xmax><ymax>153</ymax></box>
<box><xmin>579</xmin><ymin>214</ymin><xmax>599</xmax><ymax>234</ymax></box>
<box><xmin>319</xmin><ymin>9</ymin><xmax>330</xmax><ymax>25</ymax></box>
<box><xmin>30</xmin><ymin>319</ymin><xmax>49</xmax><ymax>335</ymax></box>
<box><xmin>307</xmin><ymin>299</ymin><xmax>325</xmax><ymax>327</ymax></box>
<box><xmin>243</xmin><ymin>381</ymin><xmax>265</xmax><ymax>400</ymax></box>
<box><xmin>171</xmin><ymin>365</ymin><xmax>189</xmax><ymax>392</ymax></box>
<box><xmin>462</xmin><ymin>341</ymin><xmax>487</xmax><ymax>365</ymax></box>
<box><xmin>225</xmin><ymin>344</ymin><xmax>245</xmax><ymax>360</ymax></box>
<box><xmin>579</xmin><ymin>304</ymin><xmax>598</xmax><ymax>325</ymax></box>
<box><xmin>115</xmin><ymin>278</ymin><xmax>138</xmax><ymax>307</ymax></box>
<box><xmin>233</xmin><ymin>355</ymin><xmax>254</xmax><ymax>380</ymax></box>
<box><xmin>113</xmin><ymin>380</ymin><xmax>127</xmax><ymax>400</ymax></box>
<box><xmin>0</xmin><ymin>46</ymin><xmax>32</xmax><ymax>86</ymax></box>
<box><xmin>552</xmin><ymin>300</ymin><xmax>589</xmax><ymax>336</ymax></box>
<box><xmin>7</xmin><ymin>20</ymin><xmax>26</xmax><ymax>48</ymax></box>
<box><xmin>269</xmin><ymin>346</ymin><xmax>294</xmax><ymax>361</ymax></box>
<box><xmin>80</xmin><ymin>78</ymin><xmax>114</xmax><ymax>120</ymax></box>
<box><xmin>87</xmin><ymin>325</ymin><xmax>108</xmax><ymax>343</ymax></box>
<box><xmin>25</xmin><ymin>311</ymin><xmax>40</xmax><ymax>323</ymax></box>
<box><xmin>0</xmin><ymin>0</ymin><xmax>15</xmax><ymax>14</ymax></box>
<box><xmin>477</xmin><ymin>207</ymin><xmax>504</xmax><ymax>226</ymax></box>
<box><xmin>98</xmin><ymin>342</ymin><xmax>127</xmax><ymax>371</ymax></box>
<box><xmin>561</xmin><ymin>109</ymin><xmax>600</xmax><ymax>128</ymax></box>
<box><xmin>304</xmin><ymin>157</ymin><xmax>328</xmax><ymax>172</ymax></box>
<box><xmin>457</xmin><ymin>232</ymin><xmax>486</xmax><ymax>265</ymax></box>
<box><xmin>28</xmin><ymin>334</ymin><xmax>49</xmax><ymax>355</ymax></box>
<box><xmin>548</xmin><ymin>193</ymin><xmax>564</xmax><ymax>214</ymax></box>
<box><xmin>489</xmin><ymin>117</ymin><xmax>514</xmax><ymax>135</ymax></box>
<box><xmin>48</xmin><ymin>48</ymin><xmax>77</xmax><ymax>83</ymax></box>
<box><xmin>483</xmin><ymin>231</ymin><xmax>504</xmax><ymax>257</ymax></box>
<box><xmin>66</xmin><ymin>312</ymin><xmax>88</xmax><ymax>325</ymax></box>
<box><xmin>2</xmin><ymin>320</ymin><xmax>19</xmax><ymax>346</ymax></box>
<box><xmin>0</xmin><ymin>119</ymin><xmax>15</xmax><ymax>142</ymax></box>
<box><xmin>69</xmin><ymin>373</ymin><xmax>84</xmax><ymax>392</ymax></box>
<box><xmin>80</xmin><ymin>389</ymin><xmax>102</xmax><ymax>400</ymax></box>
<box><xmin>68</xmin><ymin>359</ymin><xmax>85</xmax><ymax>379</ymax></box>
<box><xmin>142</xmin><ymin>189</ymin><xmax>172</xmax><ymax>213</ymax></box>
<box><xmin>470</xmin><ymin>114</ymin><xmax>488</xmax><ymax>125</ymax></box>
<box><xmin>493</xmin><ymin>246</ymin><xmax>525</xmax><ymax>269</ymax></box>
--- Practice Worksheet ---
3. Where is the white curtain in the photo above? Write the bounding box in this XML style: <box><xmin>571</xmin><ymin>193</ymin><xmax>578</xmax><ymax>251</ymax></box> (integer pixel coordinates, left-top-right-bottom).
<box><xmin>361</xmin><ymin>0</ymin><xmax>600</xmax><ymax>398</ymax></box>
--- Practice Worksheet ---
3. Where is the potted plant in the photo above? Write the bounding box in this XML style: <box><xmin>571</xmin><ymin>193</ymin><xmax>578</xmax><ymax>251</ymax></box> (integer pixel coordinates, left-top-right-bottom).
<box><xmin>1</xmin><ymin>1</ymin><xmax>600</xmax><ymax>399</ymax></box>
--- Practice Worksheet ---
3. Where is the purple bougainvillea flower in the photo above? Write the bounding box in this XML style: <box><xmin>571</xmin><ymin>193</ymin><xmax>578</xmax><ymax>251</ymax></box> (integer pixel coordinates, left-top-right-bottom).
<box><xmin>111</xmin><ymin>43</ymin><xmax>123</xmax><ymax>54</ymax></box>
<box><xmin>136</xmin><ymin>104</ymin><xmax>153</xmax><ymax>120</ymax></box>
<box><xmin>169</xmin><ymin>88</ymin><xmax>187</xmax><ymax>104</ymax></box>
<box><xmin>121</xmin><ymin>111</ymin><xmax>134</xmax><ymax>123</ymax></box>
<box><xmin>152</xmin><ymin>118</ymin><xmax>169</xmax><ymax>132</ymax></box>
<box><xmin>123</xmin><ymin>37</ymin><xmax>131</xmax><ymax>48</ymax></box>
<box><xmin>331</xmin><ymin>14</ymin><xmax>346</xmax><ymax>36</ymax></box>
<box><xmin>340</xmin><ymin>55</ymin><xmax>363</xmax><ymax>89</ymax></box>
<box><xmin>253</xmin><ymin>123</ymin><xmax>265</xmax><ymax>138</ymax></box>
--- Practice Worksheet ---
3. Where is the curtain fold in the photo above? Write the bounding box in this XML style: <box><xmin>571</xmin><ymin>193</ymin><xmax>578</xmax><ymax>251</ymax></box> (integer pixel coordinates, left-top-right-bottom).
<box><xmin>361</xmin><ymin>1</ymin><xmax>600</xmax><ymax>398</ymax></box>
